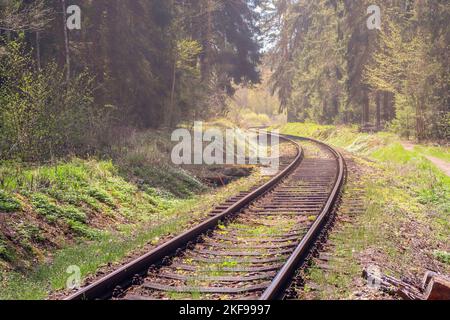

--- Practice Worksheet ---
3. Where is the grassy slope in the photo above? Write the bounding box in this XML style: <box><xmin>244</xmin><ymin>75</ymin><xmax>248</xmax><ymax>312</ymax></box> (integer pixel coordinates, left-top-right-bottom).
<box><xmin>278</xmin><ymin>123</ymin><xmax>449</xmax><ymax>299</ymax></box>
<box><xmin>0</xmin><ymin>131</ymin><xmax>265</xmax><ymax>300</ymax></box>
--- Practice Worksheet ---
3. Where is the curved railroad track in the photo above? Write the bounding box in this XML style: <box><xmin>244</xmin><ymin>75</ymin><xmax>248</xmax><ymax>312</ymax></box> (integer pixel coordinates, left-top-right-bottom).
<box><xmin>66</xmin><ymin>134</ymin><xmax>346</xmax><ymax>301</ymax></box>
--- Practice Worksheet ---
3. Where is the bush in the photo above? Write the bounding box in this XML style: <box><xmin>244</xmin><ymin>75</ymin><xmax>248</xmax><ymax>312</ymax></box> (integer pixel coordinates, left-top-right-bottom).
<box><xmin>0</xmin><ymin>37</ymin><xmax>109</xmax><ymax>161</ymax></box>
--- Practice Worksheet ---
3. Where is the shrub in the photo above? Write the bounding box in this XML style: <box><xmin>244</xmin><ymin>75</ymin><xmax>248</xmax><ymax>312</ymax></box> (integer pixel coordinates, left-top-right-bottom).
<box><xmin>0</xmin><ymin>38</ymin><xmax>109</xmax><ymax>161</ymax></box>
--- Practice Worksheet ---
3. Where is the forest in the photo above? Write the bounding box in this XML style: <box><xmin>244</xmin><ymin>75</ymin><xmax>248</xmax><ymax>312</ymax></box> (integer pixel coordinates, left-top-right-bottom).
<box><xmin>269</xmin><ymin>0</ymin><xmax>449</xmax><ymax>141</ymax></box>
<box><xmin>0</xmin><ymin>0</ymin><xmax>448</xmax><ymax>163</ymax></box>
<box><xmin>0</xmin><ymin>0</ymin><xmax>262</xmax><ymax>161</ymax></box>
<box><xmin>0</xmin><ymin>0</ymin><xmax>449</xmax><ymax>303</ymax></box>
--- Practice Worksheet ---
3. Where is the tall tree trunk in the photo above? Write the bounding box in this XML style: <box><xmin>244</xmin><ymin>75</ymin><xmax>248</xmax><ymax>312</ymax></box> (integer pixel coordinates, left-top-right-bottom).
<box><xmin>383</xmin><ymin>91</ymin><xmax>389</xmax><ymax>122</ymax></box>
<box><xmin>333</xmin><ymin>96</ymin><xmax>339</xmax><ymax>119</ymax></box>
<box><xmin>376</xmin><ymin>91</ymin><xmax>381</xmax><ymax>129</ymax></box>
<box><xmin>362</xmin><ymin>88</ymin><xmax>370</xmax><ymax>124</ymax></box>
<box><xmin>35</xmin><ymin>31</ymin><xmax>41</xmax><ymax>71</ymax></box>
<box><xmin>201</xmin><ymin>0</ymin><xmax>214</xmax><ymax>81</ymax></box>
<box><xmin>61</xmin><ymin>0</ymin><xmax>71</xmax><ymax>82</ymax></box>
<box><xmin>168</xmin><ymin>58</ymin><xmax>177</xmax><ymax>127</ymax></box>
<box><xmin>322</xmin><ymin>99</ymin><xmax>327</xmax><ymax>124</ymax></box>
<box><xmin>416</xmin><ymin>97</ymin><xmax>426</xmax><ymax>141</ymax></box>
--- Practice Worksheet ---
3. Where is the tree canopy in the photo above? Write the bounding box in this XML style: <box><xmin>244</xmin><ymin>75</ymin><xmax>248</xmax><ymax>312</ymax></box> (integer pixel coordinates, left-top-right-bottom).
<box><xmin>267</xmin><ymin>0</ymin><xmax>449</xmax><ymax>141</ymax></box>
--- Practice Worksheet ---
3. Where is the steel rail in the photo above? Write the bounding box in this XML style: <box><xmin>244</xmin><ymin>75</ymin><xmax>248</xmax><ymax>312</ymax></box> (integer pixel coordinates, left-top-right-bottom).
<box><xmin>260</xmin><ymin>135</ymin><xmax>346</xmax><ymax>300</ymax></box>
<box><xmin>66</xmin><ymin>133</ymin><xmax>303</xmax><ymax>300</ymax></box>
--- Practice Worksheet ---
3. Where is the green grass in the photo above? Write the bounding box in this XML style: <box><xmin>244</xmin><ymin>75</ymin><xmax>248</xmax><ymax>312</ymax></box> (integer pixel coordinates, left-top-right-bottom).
<box><xmin>413</xmin><ymin>145</ymin><xmax>450</xmax><ymax>162</ymax></box>
<box><xmin>279</xmin><ymin>122</ymin><xmax>448</xmax><ymax>166</ymax></box>
<box><xmin>0</xmin><ymin>156</ymin><xmax>264</xmax><ymax>300</ymax></box>
<box><xmin>302</xmin><ymin>158</ymin><xmax>449</xmax><ymax>299</ymax></box>
<box><xmin>279</xmin><ymin>123</ymin><xmax>449</xmax><ymax>299</ymax></box>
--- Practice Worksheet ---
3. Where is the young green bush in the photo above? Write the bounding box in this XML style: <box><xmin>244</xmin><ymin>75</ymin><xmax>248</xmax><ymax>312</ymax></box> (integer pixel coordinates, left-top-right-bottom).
<box><xmin>62</xmin><ymin>206</ymin><xmax>88</xmax><ymax>223</ymax></box>
<box><xmin>0</xmin><ymin>37</ymin><xmax>109</xmax><ymax>161</ymax></box>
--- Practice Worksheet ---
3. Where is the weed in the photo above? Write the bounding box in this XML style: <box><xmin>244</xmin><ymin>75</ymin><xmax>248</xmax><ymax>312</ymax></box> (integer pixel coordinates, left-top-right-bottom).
<box><xmin>434</xmin><ymin>251</ymin><xmax>450</xmax><ymax>265</ymax></box>
<box><xmin>86</xmin><ymin>187</ymin><xmax>115</xmax><ymax>207</ymax></box>
<box><xmin>62</xmin><ymin>206</ymin><xmax>88</xmax><ymax>223</ymax></box>
<box><xmin>0</xmin><ymin>238</ymin><xmax>15</xmax><ymax>262</ymax></box>
<box><xmin>0</xmin><ymin>190</ymin><xmax>21</xmax><ymax>212</ymax></box>
<box><xmin>31</xmin><ymin>193</ymin><xmax>62</xmax><ymax>224</ymax></box>
<box><xmin>16</xmin><ymin>222</ymin><xmax>40</xmax><ymax>242</ymax></box>
<box><xmin>66</xmin><ymin>220</ymin><xmax>100</xmax><ymax>239</ymax></box>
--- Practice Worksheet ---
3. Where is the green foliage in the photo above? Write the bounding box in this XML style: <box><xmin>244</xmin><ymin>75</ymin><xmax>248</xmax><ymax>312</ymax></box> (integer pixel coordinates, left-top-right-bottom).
<box><xmin>434</xmin><ymin>251</ymin><xmax>450</xmax><ymax>265</ymax></box>
<box><xmin>16</xmin><ymin>223</ymin><xmax>45</xmax><ymax>244</ymax></box>
<box><xmin>0</xmin><ymin>39</ymin><xmax>104</xmax><ymax>161</ymax></box>
<box><xmin>31</xmin><ymin>193</ymin><xmax>63</xmax><ymax>224</ymax></box>
<box><xmin>413</xmin><ymin>146</ymin><xmax>450</xmax><ymax>163</ymax></box>
<box><xmin>0</xmin><ymin>155</ymin><xmax>264</xmax><ymax>300</ymax></box>
<box><xmin>0</xmin><ymin>190</ymin><xmax>21</xmax><ymax>212</ymax></box>
<box><xmin>86</xmin><ymin>187</ymin><xmax>115</xmax><ymax>208</ymax></box>
<box><xmin>365</xmin><ymin>16</ymin><xmax>442</xmax><ymax>140</ymax></box>
<box><xmin>270</xmin><ymin>0</ymin><xmax>449</xmax><ymax>141</ymax></box>
<box><xmin>66</xmin><ymin>220</ymin><xmax>99</xmax><ymax>240</ymax></box>
<box><xmin>31</xmin><ymin>193</ymin><xmax>87</xmax><ymax>224</ymax></box>
<box><xmin>0</xmin><ymin>237</ymin><xmax>15</xmax><ymax>262</ymax></box>
<box><xmin>63</xmin><ymin>206</ymin><xmax>88</xmax><ymax>224</ymax></box>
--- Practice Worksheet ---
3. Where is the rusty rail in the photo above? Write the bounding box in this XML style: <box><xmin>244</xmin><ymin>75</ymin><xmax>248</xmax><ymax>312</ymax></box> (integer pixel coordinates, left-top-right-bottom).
<box><xmin>66</xmin><ymin>133</ymin><xmax>303</xmax><ymax>300</ymax></box>
<box><xmin>260</xmin><ymin>135</ymin><xmax>346</xmax><ymax>300</ymax></box>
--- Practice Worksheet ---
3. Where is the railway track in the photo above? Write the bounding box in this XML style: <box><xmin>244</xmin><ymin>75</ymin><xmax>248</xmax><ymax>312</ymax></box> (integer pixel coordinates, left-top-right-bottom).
<box><xmin>66</xmin><ymin>134</ymin><xmax>346</xmax><ymax>301</ymax></box>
